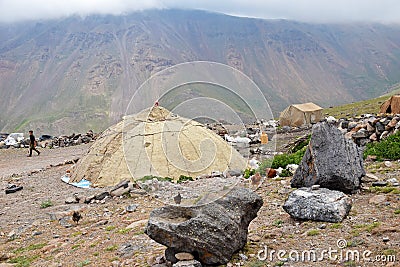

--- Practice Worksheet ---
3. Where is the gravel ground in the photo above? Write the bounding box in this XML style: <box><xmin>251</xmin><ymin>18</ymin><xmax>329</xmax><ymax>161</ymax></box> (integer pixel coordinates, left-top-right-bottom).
<box><xmin>0</xmin><ymin>142</ymin><xmax>399</xmax><ymax>267</ymax></box>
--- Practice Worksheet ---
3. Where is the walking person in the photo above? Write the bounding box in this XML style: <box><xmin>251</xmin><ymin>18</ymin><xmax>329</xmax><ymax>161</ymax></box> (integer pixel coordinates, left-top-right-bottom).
<box><xmin>28</xmin><ymin>130</ymin><xmax>40</xmax><ymax>157</ymax></box>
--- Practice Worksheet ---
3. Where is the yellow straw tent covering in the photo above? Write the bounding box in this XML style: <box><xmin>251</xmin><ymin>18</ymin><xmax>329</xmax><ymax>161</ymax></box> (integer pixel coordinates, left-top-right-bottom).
<box><xmin>70</xmin><ymin>106</ymin><xmax>246</xmax><ymax>187</ymax></box>
<box><xmin>279</xmin><ymin>102</ymin><xmax>323</xmax><ymax>127</ymax></box>
<box><xmin>380</xmin><ymin>95</ymin><xmax>400</xmax><ymax>114</ymax></box>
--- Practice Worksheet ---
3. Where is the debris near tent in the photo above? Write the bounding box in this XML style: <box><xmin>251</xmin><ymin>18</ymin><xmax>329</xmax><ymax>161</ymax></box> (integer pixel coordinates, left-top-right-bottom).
<box><xmin>0</xmin><ymin>131</ymin><xmax>96</xmax><ymax>149</ymax></box>
<box><xmin>70</xmin><ymin>106</ymin><xmax>247</xmax><ymax>187</ymax></box>
<box><xmin>380</xmin><ymin>95</ymin><xmax>400</xmax><ymax>114</ymax></box>
<box><xmin>279</xmin><ymin>102</ymin><xmax>323</xmax><ymax>127</ymax></box>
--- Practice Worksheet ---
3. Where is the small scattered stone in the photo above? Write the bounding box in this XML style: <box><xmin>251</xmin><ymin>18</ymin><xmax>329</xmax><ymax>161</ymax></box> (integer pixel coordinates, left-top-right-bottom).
<box><xmin>58</xmin><ymin>217</ymin><xmax>72</xmax><ymax>228</ymax></box>
<box><xmin>126</xmin><ymin>204</ymin><xmax>138</xmax><ymax>212</ymax></box>
<box><xmin>372</xmin><ymin>181</ymin><xmax>388</xmax><ymax>187</ymax></box>
<box><xmin>383</xmin><ymin>237</ymin><xmax>390</xmax><ymax>242</ymax></box>
<box><xmin>175</xmin><ymin>252</ymin><xmax>194</xmax><ymax>261</ymax></box>
<box><xmin>130</xmin><ymin>189</ymin><xmax>147</xmax><ymax>196</ymax></box>
<box><xmin>369</xmin><ymin>195</ymin><xmax>387</xmax><ymax>205</ymax></box>
<box><xmin>95</xmin><ymin>191</ymin><xmax>110</xmax><ymax>200</ymax></box>
<box><xmin>319</xmin><ymin>224</ymin><xmax>327</xmax><ymax>229</ymax></box>
<box><xmin>239</xmin><ymin>254</ymin><xmax>248</xmax><ymax>261</ymax></box>
<box><xmin>384</xmin><ymin>161</ymin><xmax>393</xmax><ymax>168</ymax></box>
<box><xmin>65</xmin><ymin>196</ymin><xmax>79</xmax><ymax>204</ymax></box>
<box><xmin>117</xmin><ymin>243</ymin><xmax>135</xmax><ymax>258</ymax></box>
<box><xmin>110</xmin><ymin>186</ymin><xmax>130</xmax><ymax>197</ymax></box>
<box><xmin>48</xmin><ymin>213</ymin><xmax>58</xmax><ymax>221</ymax></box>
<box><xmin>172</xmin><ymin>260</ymin><xmax>202</xmax><ymax>267</ymax></box>
<box><xmin>0</xmin><ymin>252</ymin><xmax>15</xmax><ymax>261</ymax></box>
<box><xmin>94</xmin><ymin>220</ymin><xmax>108</xmax><ymax>226</ymax></box>
<box><xmin>249</xmin><ymin>235</ymin><xmax>262</xmax><ymax>242</ymax></box>
<box><xmin>7</xmin><ymin>230</ymin><xmax>16</xmax><ymax>239</ymax></box>
<box><xmin>126</xmin><ymin>219</ymin><xmax>147</xmax><ymax>229</ymax></box>
<box><xmin>387</xmin><ymin>178</ymin><xmax>399</xmax><ymax>185</ymax></box>
<box><xmin>362</xmin><ymin>173</ymin><xmax>379</xmax><ymax>183</ymax></box>
<box><xmin>311</xmin><ymin>184</ymin><xmax>320</xmax><ymax>190</ymax></box>
<box><xmin>84</xmin><ymin>195</ymin><xmax>95</xmax><ymax>204</ymax></box>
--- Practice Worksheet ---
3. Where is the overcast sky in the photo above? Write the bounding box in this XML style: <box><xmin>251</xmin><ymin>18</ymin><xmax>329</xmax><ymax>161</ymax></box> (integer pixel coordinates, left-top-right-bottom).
<box><xmin>1</xmin><ymin>0</ymin><xmax>400</xmax><ymax>24</ymax></box>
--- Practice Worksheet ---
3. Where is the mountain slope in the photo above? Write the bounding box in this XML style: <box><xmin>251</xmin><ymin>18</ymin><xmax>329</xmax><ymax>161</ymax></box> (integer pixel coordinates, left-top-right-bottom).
<box><xmin>1</xmin><ymin>9</ymin><xmax>400</xmax><ymax>134</ymax></box>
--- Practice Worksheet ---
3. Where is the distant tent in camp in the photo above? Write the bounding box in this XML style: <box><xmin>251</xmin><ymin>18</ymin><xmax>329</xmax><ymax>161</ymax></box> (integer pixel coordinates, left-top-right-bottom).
<box><xmin>70</xmin><ymin>106</ymin><xmax>247</xmax><ymax>187</ymax></box>
<box><xmin>279</xmin><ymin>102</ymin><xmax>323</xmax><ymax>127</ymax></box>
<box><xmin>380</xmin><ymin>95</ymin><xmax>400</xmax><ymax>114</ymax></box>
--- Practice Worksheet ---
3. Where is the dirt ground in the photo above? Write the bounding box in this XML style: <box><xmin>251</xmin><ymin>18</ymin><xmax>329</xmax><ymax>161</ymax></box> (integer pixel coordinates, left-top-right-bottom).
<box><xmin>0</xmin><ymin>141</ymin><xmax>399</xmax><ymax>267</ymax></box>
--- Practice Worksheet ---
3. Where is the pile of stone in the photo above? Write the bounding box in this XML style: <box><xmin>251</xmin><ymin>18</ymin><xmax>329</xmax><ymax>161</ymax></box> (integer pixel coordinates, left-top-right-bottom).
<box><xmin>41</xmin><ymin>130</ymin><xmax>96</xmax><ymax>148</ymax></box>
<box><xmin>336</xmin><ymin>114</ymin><xmax>400</xmax><ymax>146</ymax></box>
<box><xmin>0</xmin><ymin>130</ymin><xmax>97</xmax><ymax>149</ymax></box>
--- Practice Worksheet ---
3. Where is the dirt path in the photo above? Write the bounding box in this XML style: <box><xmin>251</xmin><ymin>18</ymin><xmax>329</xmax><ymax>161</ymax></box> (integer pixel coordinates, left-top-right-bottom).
<box><xmin>0</xmin><ymin>144</ymin><xmax>90</xmax><ymax>179</ymax></box>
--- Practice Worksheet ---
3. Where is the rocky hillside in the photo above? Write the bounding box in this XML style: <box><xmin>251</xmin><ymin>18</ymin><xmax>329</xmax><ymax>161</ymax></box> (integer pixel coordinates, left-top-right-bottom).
<box><xmin>1</xmin><ymin>9</ymin><xmax>400</xmax><ymax>134</ymax></box>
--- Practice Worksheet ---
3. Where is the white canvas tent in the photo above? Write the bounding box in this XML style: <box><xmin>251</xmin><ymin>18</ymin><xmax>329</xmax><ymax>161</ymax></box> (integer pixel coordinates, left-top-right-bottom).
<box><xmin>279</xmin><ymin>102</ymin><xmax>323</xmax><ymax>127</ymax></box>
<box><xmin>71</xmin><ymin>106</ymin><xmax>246</xmax><ymax>187</ymax></box>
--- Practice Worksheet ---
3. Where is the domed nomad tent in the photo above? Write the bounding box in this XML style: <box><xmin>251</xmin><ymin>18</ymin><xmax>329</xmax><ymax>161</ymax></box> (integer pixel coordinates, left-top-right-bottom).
<box><xmin>279</xmin><ymin>102</ymin><xmax>323</xmax><ymax>127</ymax></box>
<box><xmin>70</xmin><ymin>106</ymin><xmax>247</xmax><ymax>187</ymax></box>
<box><xmin>380</xmin><ymin>95</ymin><xmax>400</xmax><ymax>114</ymax></box>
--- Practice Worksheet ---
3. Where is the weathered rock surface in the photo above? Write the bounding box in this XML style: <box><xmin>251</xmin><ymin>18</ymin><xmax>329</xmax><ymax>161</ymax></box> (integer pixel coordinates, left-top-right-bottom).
<box><xmin>291</xmin><ymin>122</ymin><xmax>365</xmax><ymax>193</ymax></box>
<box><xmin>172</xmin><ymin>260</ymin><xmax>202</xmax><ymax>267</ymax></box>
<box><xmin>283</xmin><ymin>187</ymin><xmax>352</xmax><ymax>222</ymax></box>
<box><xmin>145</xmin><ymin>187</ymin><xmax>263</xmax><ymax>265</ymax></box>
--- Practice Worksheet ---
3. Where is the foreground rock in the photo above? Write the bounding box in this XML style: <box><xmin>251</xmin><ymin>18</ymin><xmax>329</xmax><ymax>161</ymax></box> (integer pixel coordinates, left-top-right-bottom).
<box><xmin>283</xmin><ymin>187</ymin><xmax>352</xmax><ymax>222</ymax></box>
<box><xmin>145</xmin><ymin>187</ymin><xmax>263</xmax><ymax>265</ymax></box>
<box><xmin>291</xmin><ymin>122</ymin><xmax>365</xmax><ymax>193</ymax></box>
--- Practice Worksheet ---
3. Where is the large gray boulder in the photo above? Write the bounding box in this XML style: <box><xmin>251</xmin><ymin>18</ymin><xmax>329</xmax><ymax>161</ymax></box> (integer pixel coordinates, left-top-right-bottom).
<box><xmin>145</xmin><ymin>187</ymin><xmax>263</xmax><ymax>265</ymax></box>
<box><xmin>283</xmin><ymin>187</ymin><xmax>352</xmax><ymax>222</ymax></box>
<box><xmin>291</xmin><ymin>122</ymin><xmax>365</xmax><ymax>193</ymax></box>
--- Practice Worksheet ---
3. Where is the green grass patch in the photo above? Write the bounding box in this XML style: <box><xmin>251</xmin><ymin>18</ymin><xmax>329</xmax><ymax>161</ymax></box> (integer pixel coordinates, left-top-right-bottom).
<box><xmin>272</xmin><ymin>220</ymin><xmax>284</xmax><ymax>228</ymax></box>
<box><xmin>382</xmin><ymin>249</ymin><xmax>397</xmax><ymax>256</ymax></box>
<box><xmin>258</xmin><ymin>147</ymin><xmax>306</xmax><ymax>175</ymax></box>
<box><xmin>307</xmin><ymin>229</ymin><xmax>320</xmax><ymax>236</ymax></box>
<box><xmin>14</xmin><ymin>243</ymin><xmax>47</xmax><ymax>254</ymax></box>
<box><xmin>177</xmin><ymin>175</ymin><xmax>194</xmax><ymax>183</ymax></box>
<box><xmin>330</xmin><ymin>223</ymin><xmax>342</xmax><ymax>229</ymax></box>
<box><xmin>244</xmin><ymin>168</ymin><xmax>256</xmax><ymax>178</ymax></box>
<box><xmin>369</xmin><ymin>186</ymin><xmax>400</xmax><ymax>194</ymax></box>
<box><xmin>77</xmin><ymin>259</ymin><xmax>91</xmax><ymax>267</ymax></box>
<box><xmin>71</xmin><ymin>231</ymin><xmax>82</xmax><ymax>237</ymax></box>
<box><xmin>394</xmin><ymin>209</ymin><xmax>400</xmax><ymax>214</ymax></box>
<box><xmin>324</xmin><ymin>84</ymin><xmax>400</xmax><ymax>119</ymax></box>
<box><xmin>8</xmin><ymin>255</ymin><xmax>39</xmax><ymax>267</ymax></box>
<box><xmin>105</xmin><ymin>225</ymin><xmax>116</xmax><ymax>232</ymax></box>
<box><xmin>364</xmin><ymin>132</ymin><xmax>400</xmax><ymax>161</ymax></box>
<box><xmin>71</xmin><ymin>244</ymin><xmax>80</xmax><ymax>250</ymax></box>
<box><xmin>40</xmin><ymin>200</ymin><xmax>53</xmax><ymax>209</ymax></box>
<box><xmin>105</xmin><ymin>245</ymin><xmax>118</xmax><ymax>252</ymax></box>
<box><xmin>366</xmin><ymin>222</ymin><xmax>381</xmax><ymax>232</ymax></box>
<box><xmin>117</xmin><ymin>228</ymin><xmax>132</xmax><ymax>234</ymax></box>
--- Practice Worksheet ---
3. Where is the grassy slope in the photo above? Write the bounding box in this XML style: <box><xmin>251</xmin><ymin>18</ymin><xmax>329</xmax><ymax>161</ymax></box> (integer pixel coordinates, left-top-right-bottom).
<box><xmin>324</xmin><ymin>83</ymin><xmax>400</xmax><ymax>118</ymax></box>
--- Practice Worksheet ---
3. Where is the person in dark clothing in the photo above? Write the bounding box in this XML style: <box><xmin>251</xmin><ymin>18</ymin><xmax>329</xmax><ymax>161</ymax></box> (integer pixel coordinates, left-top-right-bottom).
<box><xmin>28</xmin><ymin>130</ymin><xmax>40</xmax><ymax>157</ymax></box>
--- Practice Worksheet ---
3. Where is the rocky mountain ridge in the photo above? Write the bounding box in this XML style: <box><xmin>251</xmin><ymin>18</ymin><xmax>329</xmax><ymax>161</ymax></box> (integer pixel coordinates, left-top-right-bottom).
<box><xmin>1</xmin><ymin>9</ymin><xmax>400</xmax><ymax>134</ymax></box>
